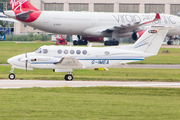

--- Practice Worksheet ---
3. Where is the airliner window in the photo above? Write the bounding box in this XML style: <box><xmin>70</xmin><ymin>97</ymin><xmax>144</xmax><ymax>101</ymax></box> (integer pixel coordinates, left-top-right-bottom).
<box><xmin>82</xmin><ymin>50</ymin><xmax>87</xmax><ymax>55</ymax></box>
<box><xmin>105</xmin><ymin>51</ymin><xmax>109</xmax><ymax>55</ymax></box>
<box><xmin>76</xmin><ymin>50</ymin><xmax>81</xmax><ymax>55</ymax></box>
<box><xmin>70</xmin><ymin>50</ymin><xmax>75</xmax><ymax>54</ymax></box>
<box><xmin>64</xmin><ymin>49</ymin><xmax>68</xmax><ymax>54</ymax></box>
<box><xmin>35</xmin><ymin>48</ymin><xmax>41</xmax><ymax>53</ymax></box>
<box><xmin>43</xmin><ymin>49</ymin><xmax>48</xmax><ymax>54</ymax></box>
<box><xmin>57</xmin><ymin>49</ymin><xmax>62</xmax><ymax>54</ymax></box>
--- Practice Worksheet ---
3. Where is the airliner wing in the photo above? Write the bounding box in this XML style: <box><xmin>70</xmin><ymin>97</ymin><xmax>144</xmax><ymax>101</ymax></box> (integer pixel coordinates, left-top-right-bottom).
<box><xmin>83</xmin><ymin>13</ymin><xmax>161</xmax><ymax>36</ymax></box>
<box><xmin>103</xmin><ymin>13</ymin><xmax>161</xmax><ymax>33</ymax></box>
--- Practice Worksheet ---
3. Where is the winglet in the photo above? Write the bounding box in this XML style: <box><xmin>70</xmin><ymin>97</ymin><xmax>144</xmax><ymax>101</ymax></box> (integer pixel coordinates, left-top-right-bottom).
<box><xmin>154</xmin><ymin>13</ymin><xmax>161</xmax><ymax>21</ymax></box>
<box><xmin>140</xmin><ymin>13</ymin><xmax>161</xmax><ymax>25</ymax></box>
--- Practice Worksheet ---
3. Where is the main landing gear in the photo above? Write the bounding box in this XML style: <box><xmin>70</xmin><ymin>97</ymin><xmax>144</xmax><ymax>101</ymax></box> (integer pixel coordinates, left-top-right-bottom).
<box><xmin>73</xmin><ymin>35</ymin><xmax>88</xmax><ymax>45</ymax></box>
<box><xmin>9</xmin><ymin>67</ymin><xmax>15</xmax><ymax>80</ymax></box>
<box><xmin>64</xmin><ymin>72</ymin><xmax>73</xmax><ymax>81</ymax></box>
<box><xmin>64</xmin><ymin>74</ymin><xmax>73</xmax><ymax>81</ymax></box>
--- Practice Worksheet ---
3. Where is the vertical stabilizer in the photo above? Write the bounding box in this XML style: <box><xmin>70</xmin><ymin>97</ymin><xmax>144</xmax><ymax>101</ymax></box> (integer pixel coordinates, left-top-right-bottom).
<box><xmin>9</xmin><ymin>0</ymin><xmax>40</xmax><ymax>12</ymax></box>
<box><xmin>132</xmin><ymin>26</ymin><xmax>170</xmax><ymax>55</ymax></box>
<box><xmin>7</xmin><ymin>0</ymin><xmax>42</xmax><ymax>22</ymax></box>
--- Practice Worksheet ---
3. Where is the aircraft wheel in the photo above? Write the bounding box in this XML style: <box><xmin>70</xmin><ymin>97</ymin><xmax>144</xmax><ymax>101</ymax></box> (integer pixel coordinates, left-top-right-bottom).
<box><xmin>83</xmin><ymin>40</ymin><xmax>88</xmax><ymax>45</ymax></box>
<box><xmin>9</xmin><ymin>73</ymin><xmax>15</xmax><ymax>80</ymax></box>
<box><xmin>115</xmin><ymin>41</ymin><xmax>119</xmax><ymax>45</ymax></box>
<box><xmin>104</xmin><ymin>41</ymin><xmax>109</xmax><ymax>46</ymax></box>
<box><xmin>64</xmin><ymin>74</ymin><xmax>73</xmax><ymax>81</ymax></box>
<box><xmin>73</xmin><ymin>40</ymin><xmax>78</xmax><ymax>45</ymax></box>
<box><xmin>78</xmin><ymin>40</ymin><xmax>83</xmax><ymax>45</ymax></box>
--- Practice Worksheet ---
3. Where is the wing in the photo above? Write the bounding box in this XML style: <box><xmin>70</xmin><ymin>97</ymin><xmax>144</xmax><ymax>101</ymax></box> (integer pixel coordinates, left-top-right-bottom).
<box><xmin>55</xmin><ymin>57</ymin><xmax>83</xmax><ymax>67</ymax></box>
<box><xmin>30</xmin><ymin>56</ymin><xmax>82</xmax><ymax>68</ymax></box>
<box><xmin>105</xmin><ymin>13</ymin><xmax>161</xmax><ymax>33</ymax></box>
<box><xmin>82</xmin><ymin>13</ymin><xmax>161</xmax><ymax>36</ymax></box>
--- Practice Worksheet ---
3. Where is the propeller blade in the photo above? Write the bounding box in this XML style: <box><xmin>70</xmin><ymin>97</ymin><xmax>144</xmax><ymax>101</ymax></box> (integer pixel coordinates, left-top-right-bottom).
<box><xmin>25</xmin><ymin>61</ymin><xmax>27</xmax><ymax>71</ymax></box>
<box><xmin>25</xmin><ymin>47</ymin><xmax>28</xmax><ymax>71</ymax></box>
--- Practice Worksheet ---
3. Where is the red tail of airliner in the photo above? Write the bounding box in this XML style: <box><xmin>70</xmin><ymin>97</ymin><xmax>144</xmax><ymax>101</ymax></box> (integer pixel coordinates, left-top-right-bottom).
<box><xmin>9</xmin><ymin>0</ymin><xmax>41</xmax><ymax>22</ymax></box>
<box><xmin>9</xmin><ymin>0</ymin><xmax>40</xmax><ymax>11</ymax></box>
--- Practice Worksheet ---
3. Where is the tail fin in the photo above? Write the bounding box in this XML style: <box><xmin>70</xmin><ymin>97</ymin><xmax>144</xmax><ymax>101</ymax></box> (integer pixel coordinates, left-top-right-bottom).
<box><xmin>9</xmin><ymin>0</ymin><xmax>40</xmax><ymax>12</ymax></box>
<box><xmin>132</xmin><ymin>26</ymin><xmax>170</xmax><ymax>55</ymax></box>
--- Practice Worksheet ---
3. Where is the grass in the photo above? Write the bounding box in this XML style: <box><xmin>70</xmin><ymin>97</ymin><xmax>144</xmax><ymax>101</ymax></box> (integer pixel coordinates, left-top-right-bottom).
<box><xmin>0</xmin><ymin>87</ymin><xmax>180</xmax><ymax>119</ymax></box>
<box><xmin>135</xmin><ymin>48</ymin><xmax>180</xmax><ymax>64</ymax></box>
<box><xmin>0</xmin><ymin>41</ymin><xmax>55</xmax><ymax>64</ymax></box>
<box><xmin>1</xmin><ymin>66</ymin><xmax>180</xmax><ymax>81</ymax></box>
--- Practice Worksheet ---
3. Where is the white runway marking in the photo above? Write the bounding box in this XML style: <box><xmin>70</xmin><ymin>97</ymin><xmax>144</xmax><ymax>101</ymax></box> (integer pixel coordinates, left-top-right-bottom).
<box><xmin>0</xmin><ymin>80</ymin><xmax>180</xmax><ymax>89</ymax></box>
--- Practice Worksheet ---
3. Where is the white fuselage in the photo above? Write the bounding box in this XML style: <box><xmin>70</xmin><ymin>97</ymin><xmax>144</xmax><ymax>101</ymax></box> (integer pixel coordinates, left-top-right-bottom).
<box><xmin>8</xmin><ymin>45</ymin><xmax>151</xmax><ymax>71</ymax></box>
<box><xmin>22</xmin><ymin>12</ymin><xmax>180</xmax><ymax>37</ymax></box>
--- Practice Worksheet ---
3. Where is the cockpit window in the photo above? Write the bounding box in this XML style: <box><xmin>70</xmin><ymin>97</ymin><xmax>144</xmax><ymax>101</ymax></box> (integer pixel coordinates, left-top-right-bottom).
<box><xmin>35</xmin><ymin>48</ymin><xmax>42</xmax><ymax>53</ymax></box>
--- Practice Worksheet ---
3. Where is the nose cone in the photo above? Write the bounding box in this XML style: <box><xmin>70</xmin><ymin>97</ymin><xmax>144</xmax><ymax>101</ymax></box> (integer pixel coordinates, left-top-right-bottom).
<box><xmin>7</xmin><ymin>57</ymin><xmax>14</xmax><ymax>65</ymax></box>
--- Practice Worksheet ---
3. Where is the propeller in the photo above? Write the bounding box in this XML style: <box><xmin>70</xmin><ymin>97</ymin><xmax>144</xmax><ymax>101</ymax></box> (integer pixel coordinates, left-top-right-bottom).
<box><xmin>25</xmin><ymin>47</ymin><xmax>28</xmax><ymax>71</ymax></box>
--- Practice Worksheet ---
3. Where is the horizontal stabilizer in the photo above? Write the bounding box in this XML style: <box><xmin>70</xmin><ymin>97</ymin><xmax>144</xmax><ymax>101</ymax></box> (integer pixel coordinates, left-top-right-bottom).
<box><xmin>16</xmin><ymin>10</ymin><xmax>34</xmax><ymax>20</ymax></box>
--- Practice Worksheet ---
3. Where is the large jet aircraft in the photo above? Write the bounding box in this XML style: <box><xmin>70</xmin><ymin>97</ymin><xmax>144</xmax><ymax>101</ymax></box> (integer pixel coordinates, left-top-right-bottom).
<box><xmin>2</xmin><ymin>0</ymin><xmax>180</xmax><ymax>45</ymax></box>
<box><xmin>8</xmin><ymin>25</ymin><xmax>170</xmax><ymax>81</ymax></box>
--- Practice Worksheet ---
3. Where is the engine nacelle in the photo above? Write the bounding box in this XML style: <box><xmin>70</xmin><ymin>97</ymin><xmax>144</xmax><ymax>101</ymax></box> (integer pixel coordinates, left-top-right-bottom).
<box><xmin>83</xmin><ymin>37</ymin><xmax>104</xmax><ymax>42</ymax></box>
<box><xmin>132</xmin><ymin>30</ymin><xmax>146</xmax><ymax>41</ymax></box>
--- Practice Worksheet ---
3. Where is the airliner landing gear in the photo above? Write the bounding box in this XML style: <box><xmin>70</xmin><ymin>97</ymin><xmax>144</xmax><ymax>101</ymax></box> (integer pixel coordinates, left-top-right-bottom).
<box><xmin>64</xmin><ymin>74</ymin><xmax>73</xmax><ymax>81</ymax></box>
<box><xmin>73</xmin><ymin>35</ymin><xmax>88</xmax><ymax>45</ymax></box>
<box><xmin>104</xmin><ymin>40</ymin><xmax>119</xmax><ymax>46</ymax></box>
<box><xmin>9</xmin><ymin>67</ymin><xmax>15</xmax><ymax>80</ymax></box>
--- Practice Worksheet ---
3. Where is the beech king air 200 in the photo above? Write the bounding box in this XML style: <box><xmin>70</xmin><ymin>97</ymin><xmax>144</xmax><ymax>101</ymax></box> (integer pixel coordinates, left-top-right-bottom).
<box><xmin>1</xmin><ymin>0</ymin><xmax>180</xmax><ymax>45</ymax></box>
<box><xmin>8</xmin><ymin>25</ymin><xmax>170</xmax><ymax>81</ymax></box>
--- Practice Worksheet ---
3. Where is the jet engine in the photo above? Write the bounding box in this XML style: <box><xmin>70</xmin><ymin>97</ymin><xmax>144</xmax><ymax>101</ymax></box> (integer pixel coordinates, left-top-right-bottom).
<box><xmin>132</xmin><ymin>30</ymin><xmax>146</xmax><ymax>41</ymax></box>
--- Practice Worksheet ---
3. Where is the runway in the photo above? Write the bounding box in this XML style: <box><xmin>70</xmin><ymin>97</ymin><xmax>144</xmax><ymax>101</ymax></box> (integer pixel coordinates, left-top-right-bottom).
<box><xmin>1</xmin><ymin>80</ymin><xmax>180</xmax><ymax>89</ymax></box>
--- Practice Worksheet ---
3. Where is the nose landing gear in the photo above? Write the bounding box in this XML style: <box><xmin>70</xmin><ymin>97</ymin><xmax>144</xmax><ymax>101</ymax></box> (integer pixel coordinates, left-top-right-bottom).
<box><xmin>9</xmin><ymin>67</ymin><xmax>15</xmax><ymax>80</ymax></box>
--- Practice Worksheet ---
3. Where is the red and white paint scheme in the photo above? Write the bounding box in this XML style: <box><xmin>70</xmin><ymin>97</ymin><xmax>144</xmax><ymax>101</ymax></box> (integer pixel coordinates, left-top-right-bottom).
<box><xmin>3</xmin><ymin>0</ymin><xmax>180</xmax><ymax>45</ymax></box>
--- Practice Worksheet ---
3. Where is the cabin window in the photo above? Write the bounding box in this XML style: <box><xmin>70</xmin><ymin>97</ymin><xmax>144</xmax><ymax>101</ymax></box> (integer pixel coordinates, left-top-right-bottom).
<box><xmin>43</xmin><ymin>49</ymin><xmax>48</xmax><ymax>54</ymax></box>
<box><xmin>70</xmin><ymin>50</ymin><xmax>75</xmax><ymax>54</ymax></box>
<box><xmin>57</xmin><ymin>49</ymin><xmax>62</xmax><ymax>54</ymax></box>
<box><xmin>82</xmin><ymin>50</ymin><xmax>87</xmax><ymax>55</ymax></box>
<box><xmin>76</xmin><ymin>50</ymin><xmax>81</xmax><ymax>55</ymax></box>
<box><xmin>105</xmin><ymin>51</ymin><xmax>109</xmax><ymax>55</ymax></box>
<box><xmin>64</xmin><ymin>49</ymin><xmax>68</xmax><ymax>54</ymax></box>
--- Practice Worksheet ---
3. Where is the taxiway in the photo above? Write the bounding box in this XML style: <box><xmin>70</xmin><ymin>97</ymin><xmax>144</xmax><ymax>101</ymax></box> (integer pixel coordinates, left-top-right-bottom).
<box><xmin>1</xmin><ymin>80</ymin><xmax>180</xmax><ymax>89</ymax></box>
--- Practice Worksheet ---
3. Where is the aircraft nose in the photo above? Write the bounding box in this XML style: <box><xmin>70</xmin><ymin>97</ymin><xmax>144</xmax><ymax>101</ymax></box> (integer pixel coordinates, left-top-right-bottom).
<box><xmin>7</xmin><ymin>57</ymin><xmax>13</xmax><ymax>65</ymax></box>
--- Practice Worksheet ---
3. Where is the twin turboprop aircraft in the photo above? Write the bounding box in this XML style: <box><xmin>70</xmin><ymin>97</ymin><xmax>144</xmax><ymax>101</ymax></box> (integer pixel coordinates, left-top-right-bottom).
<box><xmin>8</xmin><ymin>26</ymin><xmax>170</xmax><ymax>81</ymax></box>
<box><xmin>2</xmin><ymin>0</ymin><xmax>180</xmax><ymax>45</ymax></box>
